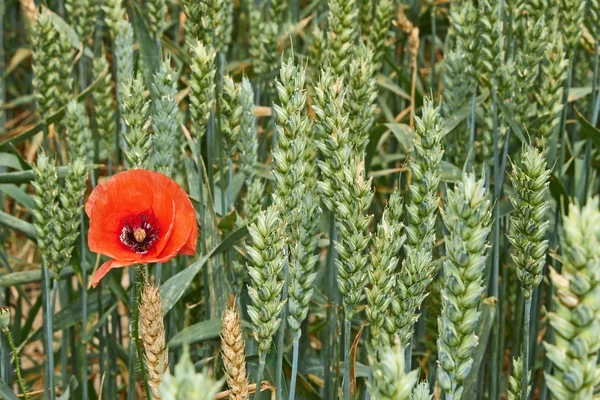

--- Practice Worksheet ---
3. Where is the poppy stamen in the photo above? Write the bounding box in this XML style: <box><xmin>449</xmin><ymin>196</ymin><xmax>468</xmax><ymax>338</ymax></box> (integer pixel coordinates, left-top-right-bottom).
<box><xmin>120</xmin><ymin>214</ymin><xmax>159</xmax><ymax>254</ymax></box>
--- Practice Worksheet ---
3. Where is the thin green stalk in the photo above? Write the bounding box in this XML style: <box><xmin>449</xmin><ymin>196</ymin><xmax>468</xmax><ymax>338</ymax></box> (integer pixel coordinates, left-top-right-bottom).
<box><xmin>41</xmin><ymin>260</ymin><xmax>55</xmax><ymax>400</ymax></box>
<box><xmin>275</xmin><ymin>247</ymin><xmax>290</xmax><ymax>400</ymax></box>
<box><xmin>134</xmin><ymin>268</ymin><xmax>151</xmax><ymax>399</ymax></box>
<box><xmin>289</xmin><ymin>331</ymin><xmax>300</xmax><ymax>400</ymax></box>
<box><xmin>490</xmin><ymin>84</ymin><xmax>500</xmax><ymax>400</ymax></box>
<box><xmin>323</xmin><ymin>214</ymin><xmax>336</xmax><ymax>398</ymax></box>
<box><xmin>343</xmin><ymin>314</ymin><xmax>351</xmax><ymax>400</ymax></box>
<box><xmin>522</xmin><ymin>297</ymin><xmax>532</xmax><ymax>400</ymax></box>
<box><xmin>59</xmin><ymin>281</ymin><xmax>69</xmax><ymax>388</ymax></box>
<box><xmin>555</xmin><ymin>65</ymin><xmax>573</xmax><ymax>175</ymax></box>
<box><xmin>583</xmin><ymin>42</ymin><xmax>600</xmax><ymax>201</ymax></box>
<box><xmin>197</xmin><ymin>136</ymin><xmax>207</xmax><ymax>255</ymax></box>
<box><xmin>430</xmin><ymin>2</ymin><xmax>436</xmax><ymax>92</ymax></box>
<box><xmin>467</xmin><ymin>91</ymin><xmax>476</xmax><ymax>172</ymax></box>
<box><xmin>254</xmin><ymin>352</ymin><xmax>267</xmax><ymax>400</ymax></box>
<box><xmin>127</xmin><ymin>268</ymin><xmax>135</xmax><ymax>400</ymax></box>
<box><xmin>4</xmin><ymin>329</ymin><xmax>28</xmax><ymax>399</ymax></box>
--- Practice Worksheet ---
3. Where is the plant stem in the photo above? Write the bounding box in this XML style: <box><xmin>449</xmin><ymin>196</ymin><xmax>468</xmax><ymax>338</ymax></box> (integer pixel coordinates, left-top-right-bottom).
<box><xmin>3</xmin><ymin>329</ymin><xmax>28</xmax><ymax>399</ymax></box>
<box><xmin>41</xmin><ymin>260</ymin><xmax>55</xmax><ymax>400</ymax></box>
<box><xmin>522</xmin><ymin>297</ymin><xmax>531</xmax><ymax>400</ymax></box>
<box><xmin>133</xmin><ymin>267</ymin><xmax>151</xmax><ymax>399</ymax></box>
<box><xmin>254</xmin><ymin>352</ymin><xmax>267</xmax><ymax>400</ymax></box>
<box><xmin>289</xmin><ymin>331</ymin><xmax>301</xmax><ymax>400</ymax></box>
<box><xmin>343</xmin><ymin>315</ymin><xmax>351</xmax><ymax>400</ymax></box>
<box><xmin>275</xmin><ymin>248</ymin><xmax>289</xmax><ymax>400</ymax></box>
<box><xmin>323</xmin><ymin>213</ymin><xmax>336</xmax><ymax>398</ymax></box>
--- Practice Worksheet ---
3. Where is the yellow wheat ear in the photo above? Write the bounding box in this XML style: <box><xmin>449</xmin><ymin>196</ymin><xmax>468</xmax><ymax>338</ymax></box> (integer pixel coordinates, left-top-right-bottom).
<box><xmin>139</xmin><ymin>282</ymin><xmax>169</xmax><ymax>400</ymax></box>
<box><xmin>221</xmin><ymin>305</ymin><xmax>249</xmax><ymax>400</ymax></box>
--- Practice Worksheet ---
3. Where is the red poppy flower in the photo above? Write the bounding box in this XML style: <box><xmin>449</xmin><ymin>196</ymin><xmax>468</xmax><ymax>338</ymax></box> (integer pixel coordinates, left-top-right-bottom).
<box><xmin>86</xmin><ymin>169</ymin><xmax>197</xmax><ymax>287</ymax></box>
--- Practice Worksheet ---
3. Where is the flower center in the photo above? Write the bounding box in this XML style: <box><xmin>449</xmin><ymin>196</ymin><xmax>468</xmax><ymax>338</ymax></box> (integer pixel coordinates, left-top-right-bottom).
<box><xmin>120</xmin><ymin>214</ymin><xmax>159</xmax><ymax>254</ymax></box>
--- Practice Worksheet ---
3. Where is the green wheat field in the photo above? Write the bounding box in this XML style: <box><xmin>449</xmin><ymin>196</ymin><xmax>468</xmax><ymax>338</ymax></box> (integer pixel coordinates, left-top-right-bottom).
<box><xmin>0</xmin><ymin>0</ymin><xmax>598</xmax><ymax>398</ymax></box>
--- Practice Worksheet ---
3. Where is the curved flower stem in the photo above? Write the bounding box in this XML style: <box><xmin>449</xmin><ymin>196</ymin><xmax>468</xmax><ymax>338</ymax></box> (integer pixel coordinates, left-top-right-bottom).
<box><xmin>288</xmin><ymin>330</ymin><xmax>301</xmax><ymax>400</ymax></box>
<box><xmin>343</xmin><ymin>315</ymin><xmax>351</xmax><ymax>400</ymax></box>
<box><xmin>522</xmin><ymin>297</ymin><xmax>532</xmax><ymax>400</ymax></box>
<box><xmin>3</xmin><ymin>328</ymin><xmax>28</xmax><ymax>399</ymax></box>
<box><xmin>254</xmin><ymin>352</ymin><xmax>267</xmax><ymax>400</ymax></box>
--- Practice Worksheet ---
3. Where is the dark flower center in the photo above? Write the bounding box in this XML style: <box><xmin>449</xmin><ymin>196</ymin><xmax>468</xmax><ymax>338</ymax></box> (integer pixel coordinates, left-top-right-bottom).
<box><xmin>120</xmin><ymin>214</ymin><xmax>159</xmax><ymax>254</ymax></box>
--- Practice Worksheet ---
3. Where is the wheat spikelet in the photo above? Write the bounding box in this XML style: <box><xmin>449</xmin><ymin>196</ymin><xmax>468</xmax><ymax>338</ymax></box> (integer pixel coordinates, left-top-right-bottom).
<box><xmin>221</xmin><ymin>306</ymin><xmax>249</xmax><ymax>400</ymax></box>
<box><xmin>139</xmin><ymin>282</ymin><xmax>169</xmax><ymax>400</ymax></box>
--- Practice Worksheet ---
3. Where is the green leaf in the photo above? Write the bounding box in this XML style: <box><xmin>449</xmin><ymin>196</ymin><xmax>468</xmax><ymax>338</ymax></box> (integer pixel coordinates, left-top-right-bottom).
<box><xmin>0</xmin><ymin>73</ymin><xmax>106</xmax><ymax>150</ymax></box>
<box><xmin>441</xmin><ymin>89</ymin><xmax>489</xmax><ymax>136</ymax></box>
<box><xmin>28</xmin><ymin>293</ymin><xmax>113</xmax><ymax>344</ymax></box>
<box><xmin>167</xmin><ymin>318</ymin><xmax>221</xmax><ymax>348</ymax></box>
<box><xmin>496</xmin><ymin>95</ymin><xmax>529</xmax><ymax>144</ymax></box>
<box><xmin>218</xmin><ymin>209</ymin><xmax>238</xmax><ymax>230</ymax></box>
<box><xmin>0</xmin><ymin>164</ymin><xmax>98</xmax><ymax>184</ymax></box>
<box><xmin>132</xmin><ymin>3</ymin><xmax>160</xmax><ymax>99</ymax></box>
<box><xmin>0</xmin><ymin>380</ymin><xmax>20</xmax><ymax>400</ymax></box>
<box><xmin>0</xmin><ymin>210</ymin><xmax>36</xmax><ymax>239</ymax></box>
<box><xmin>0</xmin><ymin>152</ymin><xmax>23</xmax><ymax>170</ymax></box>
<box><xmin>440</xmin><ymin>160</ymin><xmax>462</xmax><ymax>182</ymax></box>
<box><xmin>160</xmin><ymin>224</ymin><xmax>248</xmax><ymax>314</ymax></box>
<box><xmin>463</xmin><ymin>297</ymin><xmax>497</xmax><ymax>395</ymax></box>
<box><xmin>575</xmin><ymin>107</ymin><xmax>600</xmax><ymax>147</ymax></box>
<box><xmin>365</xmin><ymin>125</ymin><xmax>388</xmax><ymax>173</ymax></box>
<box><xmin>0</xmin><ymin>184</ymin><xmax>35</xmax><ymax>209</ymax></box>
<box><xmin>5</xmin><ymin>48</ymin><xmax>31</xmax><ymax>77</ymax></box>
<box><xmin>549</xmin><ymin>172</ymin><xmax>569</xmax><ymax>215</ymax></box>
<box><xmin>0</xmin><ymin>263</ymin><xmax>93</xmax><ymax>287</ymax></box>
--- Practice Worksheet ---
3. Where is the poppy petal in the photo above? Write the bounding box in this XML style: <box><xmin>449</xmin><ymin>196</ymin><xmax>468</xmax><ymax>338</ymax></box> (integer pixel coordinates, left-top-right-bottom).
<box><xmin>180</xmin><ymin>223</ymin><xmax>198</xmax><ymax>255</ymax></box>
<box><xmin>91</xmin><ymin>258</ymin><xmax>134</xmax><ymax>288</ymax></box>
<box><xmin>156</xmin><ymin>194</ymin><xmax>197</xmax><ymax>261</ymax></box>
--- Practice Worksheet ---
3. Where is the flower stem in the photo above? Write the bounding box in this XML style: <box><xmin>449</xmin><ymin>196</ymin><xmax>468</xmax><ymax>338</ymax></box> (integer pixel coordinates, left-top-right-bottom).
<box><xmin>343</xmin><ymin>315</ymin><xmax>351</xmax><ymax>400</ymax></box>
<box><xmin>522</xmin><ymin>297</ymin><xmax>531</xmax><ymax>400</ymax></box>
<box><xmin>254</xmin><ymin>352</ymin><xmax>267</xmax><ymax>400</ymax></box>
<box><xmin>289</xmin><ymin>330</ymin><xmax>301</xmax><ymax>400</ymax></box>
<box><xmin>132</xmin><ymin>267</ymin><xmax>151</xmax><ymax>399</ymax></box>
<box><xmin>3</xmin><ymin>328</ymin><xmax>28</xmax><ymax>399</ymax></box>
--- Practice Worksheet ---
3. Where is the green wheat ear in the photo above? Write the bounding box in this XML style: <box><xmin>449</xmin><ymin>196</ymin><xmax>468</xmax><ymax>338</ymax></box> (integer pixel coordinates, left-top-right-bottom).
<box><xmin>160</xmin><ymin>344</ymin><xmax>224</xmax><ymax>398</ymax></box>
<box><xmin>507</xmin><ymin>353</ymin><xmax>531</xmax><ymax>400</ymax></box>
<box><xmin>391</xmin><ymin>98</ymin><xmax>443</xmax><ymax>346</ymax></box>
<box><xmin>92</xmin><ymin>50</ymin><xmax>116</xmax><ymax>162</ymax></box>
<box><xmin>246</xmin><ymin>205</ymin><xmax>287</xmax><ymax>356</ymax></box>
<box><xmin>220</xmin><ymin>75</ymin><xmax>242</xmax><ymax>161</ymax></box>
<box><xmin>410</xmin><ymin>382</ymin><xmax>433</xmax><ymax>400</ymax></box>
<box><xmin>102</xmin><ymin>0</ymin><xmax>125</xmax><ymax>38</ymax></box>
<box><xmin>32</xmin><ymin>152</ymin><xmax>59</xmax><ymax>270</ymax></box>
<box><xmin>507</xmin><ymin>146</ymin><xmax>551</xmax><ymax>298</ymax></box>
<box><xmin>189</xmin><ymin>41</ymin><xmax>216</xmax><ymax>139</ymax></box>
<box><xmin>151</xmin><ymin>58</ymin><xmax>179</xmax><ymax>176</ymax></box>
<box><xmin>544</xmin><ymin>198</ymin><xmax>600</xmax><ymax>399</ymax></box>
<box><xmin>64</xmin><ymin>100</ymin><xmax>93</xmax><ymax>163</ymax></box>
<box><xmin>238</xmin><ymin>76</ymin><xmax>258</xmax><ymax>184</ymax></box>
<box><xmin>32</xmin><ymin>9</ymin><xmax>74</xmax><ymax>121</ymax></box>
<box><xmin>326</xmin><ymin>0</ymin><xmax>359</xmax><ymax>77</ymax></box>
<box><xmin>53</xmin><ymin>159</ymin><xmax>88</xmax><ymax>275</ymax></box>
<box><xmin>366</xmin><ymin>188</ymin><xmax>404</xmax><ymax>349</ymax></box>
<box><xmin>120</xmin><ymin>73</ymin><xmax>151</xmax><ymax>169</ymax></box>
<box><xmin>437</xmin><ymin>174</ymin><xmax>492</xmax><ymax>399</ymax></box>
<box><xmin>369</xmin><ymin>342</ymin><xmax>420</xmax><ymax>400</ymax></box>
<box><xmin>65</xmin><ymin>0</ymin><xmax>100</xmax><ymax>43</ymax></box>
